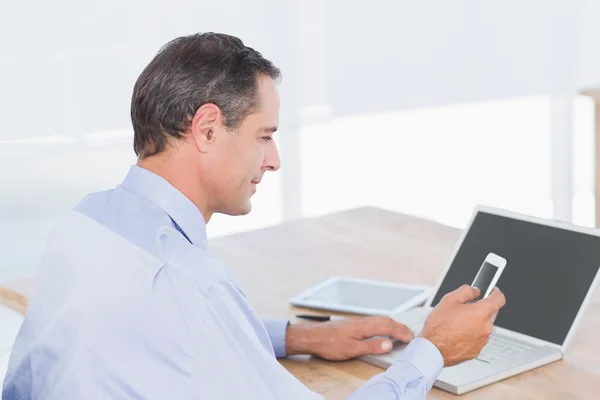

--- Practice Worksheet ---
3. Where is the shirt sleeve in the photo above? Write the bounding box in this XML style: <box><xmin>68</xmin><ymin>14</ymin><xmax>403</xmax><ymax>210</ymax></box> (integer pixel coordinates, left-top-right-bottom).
<box><xmin>262</xmin><ymin>319</ymin><xmax>290</xmax><ymax>358</ymax></box>
<box><xmin>347</xmin><ymin>338</ymin><xmax>444</xmax><ymax>400</ymax></box>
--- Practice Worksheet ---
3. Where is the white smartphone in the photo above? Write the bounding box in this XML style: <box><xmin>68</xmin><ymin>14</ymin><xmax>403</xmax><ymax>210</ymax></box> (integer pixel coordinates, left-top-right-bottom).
<box><xmin>469</xmin><ymin>252</ymin><xmax>506</xmax><ymax>302</ymax></box>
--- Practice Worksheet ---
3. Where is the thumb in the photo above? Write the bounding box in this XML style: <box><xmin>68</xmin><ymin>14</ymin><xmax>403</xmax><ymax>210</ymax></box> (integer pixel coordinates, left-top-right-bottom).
<box><xmin>355</xmin><ymin>338</ymin><xmax>394</xmax><ymax>356</ymax></box>
<box><xmin>447</xmin><ymin>284</ymin><xmax>480</xmax><ymax>304</ymax></box>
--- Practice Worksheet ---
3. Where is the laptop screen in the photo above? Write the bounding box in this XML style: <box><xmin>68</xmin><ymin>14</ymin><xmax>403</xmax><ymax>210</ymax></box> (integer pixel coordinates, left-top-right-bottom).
<box><xmin>430</xmin><ymin>210</ymin><xmax>600</xmax><ymax>346</ymax></box>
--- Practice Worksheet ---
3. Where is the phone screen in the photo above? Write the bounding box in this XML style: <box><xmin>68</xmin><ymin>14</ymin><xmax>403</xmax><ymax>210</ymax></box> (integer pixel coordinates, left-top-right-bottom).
<box><xmin>471</xmin><ymin>262</ymin><xmax>499</xmax><ymax>301</ymax></box>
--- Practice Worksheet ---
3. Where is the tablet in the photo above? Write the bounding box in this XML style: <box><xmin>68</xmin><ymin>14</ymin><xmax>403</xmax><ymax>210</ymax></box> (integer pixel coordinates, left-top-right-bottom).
<box><xmin>289</xmin><ymin>276</ymin><xmax>431</xmax><ymax>316</ymax></box>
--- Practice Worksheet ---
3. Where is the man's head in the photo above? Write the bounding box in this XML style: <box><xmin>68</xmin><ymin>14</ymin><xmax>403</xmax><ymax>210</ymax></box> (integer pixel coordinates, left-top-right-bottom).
<box><xmin>131</xmin><ymin>33</ymin><xmax>281</xmax><ymax>221</ymax></box>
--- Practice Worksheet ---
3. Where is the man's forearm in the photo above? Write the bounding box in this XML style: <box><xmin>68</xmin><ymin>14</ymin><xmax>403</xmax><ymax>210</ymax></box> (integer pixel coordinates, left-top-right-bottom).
<box><xmin>263</xmin><ymin>320</ymin><xmax>320</xmax><ymax>358</ymax></box>
<box><xmin>284</xmin><ymin>323</ymin><xmax>321</xmax><ymax>356</ymax></box>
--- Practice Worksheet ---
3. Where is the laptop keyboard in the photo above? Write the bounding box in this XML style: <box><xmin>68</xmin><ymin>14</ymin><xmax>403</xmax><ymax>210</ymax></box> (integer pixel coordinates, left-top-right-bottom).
<box><xmin>477</xmin><ymin>335</ymin><xmax>534</xmax><ymax>363</ymax></box>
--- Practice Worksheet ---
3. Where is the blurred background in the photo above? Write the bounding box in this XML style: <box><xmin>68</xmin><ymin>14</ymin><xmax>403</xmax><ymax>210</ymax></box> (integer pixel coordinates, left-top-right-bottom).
<box><xmin>2</xmin><ymin>0</ymin><xmax>600</xmax><ymax>285</ymax></box>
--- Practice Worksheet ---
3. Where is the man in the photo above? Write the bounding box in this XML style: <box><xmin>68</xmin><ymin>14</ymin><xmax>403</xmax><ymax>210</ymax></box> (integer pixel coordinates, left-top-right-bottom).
<box><xmin>3</xmin><ymin>33</ymin><xmax>505</xmax><ymax>399</ymax></box>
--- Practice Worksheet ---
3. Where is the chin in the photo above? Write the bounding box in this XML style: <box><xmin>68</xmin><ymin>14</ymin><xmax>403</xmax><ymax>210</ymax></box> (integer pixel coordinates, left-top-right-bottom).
<box><xmin>237</xmin><ymin>206</ymin><xmax>252</xmax><ymax>216</ymax></box>
<box><xmin>225</xmin><ymin>201</ymin><xmax>252</xmax><ymax>216</ymax></box>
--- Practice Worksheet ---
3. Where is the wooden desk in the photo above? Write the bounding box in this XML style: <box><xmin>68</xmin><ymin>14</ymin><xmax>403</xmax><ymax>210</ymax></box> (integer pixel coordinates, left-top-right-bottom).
<box><xmin>2</xmin><ymin>207</ymin><xmax>599</xmax><ymax>399</ymax></box>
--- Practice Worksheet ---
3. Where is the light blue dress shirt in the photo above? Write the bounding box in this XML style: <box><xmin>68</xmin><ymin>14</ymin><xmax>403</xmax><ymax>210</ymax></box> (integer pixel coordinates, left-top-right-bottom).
<box><xmin>3</xmin><ymin>165</ymin><xmax>443</xmax><ymax>399</ymax></box>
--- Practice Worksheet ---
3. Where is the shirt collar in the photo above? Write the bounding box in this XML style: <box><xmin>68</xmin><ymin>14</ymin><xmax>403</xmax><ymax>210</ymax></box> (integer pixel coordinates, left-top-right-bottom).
<box><xmin>121</xmin><ymin>165</ymin><xmax>208</xmax><ymax>249</ymax></box>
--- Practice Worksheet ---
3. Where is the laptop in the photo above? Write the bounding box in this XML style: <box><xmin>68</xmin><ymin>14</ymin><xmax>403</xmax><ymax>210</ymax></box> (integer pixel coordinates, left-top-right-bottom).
<box><xmin>360</xmin><ymin>206</ymin><xmax>600</xmax><ymax>395</ymax></box>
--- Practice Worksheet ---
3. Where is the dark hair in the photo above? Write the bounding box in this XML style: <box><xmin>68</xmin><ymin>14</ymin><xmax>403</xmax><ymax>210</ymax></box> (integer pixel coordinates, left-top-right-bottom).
<box><xmin>131</xmin><ymin>32</ymin><xmax>281</xmax><ymax>158</ymax></box>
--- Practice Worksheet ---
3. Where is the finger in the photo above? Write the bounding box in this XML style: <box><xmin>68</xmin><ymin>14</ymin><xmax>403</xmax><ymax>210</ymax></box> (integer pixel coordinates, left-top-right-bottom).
<box><xmin>445</xmin><ymin>284</ymin><xmax>480</xmax><ymax>304</ymax></box>
<box><xmin>352</xmin><ymin>337</ymin><xmax>394</xmax><ymax>356</ymax></box>
<box><xmin>356</xmin><ymin>317</ymin><xmax>414</xmax><ymax>342</ymax></box>
<box><xmin>479</xmin><ymin>287</ymin><xmax>506</xmax><ymax>315</ymax></box>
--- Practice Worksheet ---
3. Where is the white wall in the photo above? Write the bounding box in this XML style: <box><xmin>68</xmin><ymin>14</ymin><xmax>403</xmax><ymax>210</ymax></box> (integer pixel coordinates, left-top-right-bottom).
<box><xmin>319</xmin><ymin>0</ymin><xmax>577</xmax><ymax>116</ymax></box>
<box><xmin>2</xmin><ymin>0</ymin><xmax>598</xmax><ymax>141</ymax></box>
<box><xmin>575</xmin><ymin>0</ymin><xmax>600</xmax><ymax>89</ymax></box>
<box><xmin>301</xmin><ymin>97</ymin><xmax>553</xmax><ymax>225</ymax></box>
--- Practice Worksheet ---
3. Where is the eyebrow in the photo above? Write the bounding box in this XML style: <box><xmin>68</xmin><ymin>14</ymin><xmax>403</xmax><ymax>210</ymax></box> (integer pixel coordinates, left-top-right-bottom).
<box><xmin>259</xmin><ymin>126</ymin><xmax>278</xmax><ymax>134</ymax></box>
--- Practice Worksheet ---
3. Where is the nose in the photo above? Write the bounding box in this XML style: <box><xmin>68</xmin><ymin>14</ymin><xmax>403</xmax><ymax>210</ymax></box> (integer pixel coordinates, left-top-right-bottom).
<box><xmin>263</xmin><ymin>141</ymin><xmax>281</xmax><ymax>172</ymax></box>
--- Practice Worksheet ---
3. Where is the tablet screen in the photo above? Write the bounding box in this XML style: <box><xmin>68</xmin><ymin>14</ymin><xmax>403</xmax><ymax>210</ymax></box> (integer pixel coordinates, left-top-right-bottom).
<box><xmin>300</xmin><ymin>279</ymin><xmax>426</xmax><ymax>313</ymax></box>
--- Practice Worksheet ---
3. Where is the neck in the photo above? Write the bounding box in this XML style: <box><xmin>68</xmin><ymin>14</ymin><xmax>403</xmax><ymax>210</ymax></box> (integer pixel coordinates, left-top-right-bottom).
<box><xmin>137</xmin><ymin>153</ymin><xmax>213</xmax><ymax>223</ymax></box>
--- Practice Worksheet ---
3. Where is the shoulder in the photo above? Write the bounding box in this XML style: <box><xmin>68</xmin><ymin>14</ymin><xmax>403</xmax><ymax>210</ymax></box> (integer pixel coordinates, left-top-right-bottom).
<box><xmin>165</xmin><ymin>245</ymin><xmax>242</xmax><ymax>296</ymax></box>
<box><xmin>72</xmin><ymin>187</ymin><xmax>184</xmax><ymax>261</ymax></box>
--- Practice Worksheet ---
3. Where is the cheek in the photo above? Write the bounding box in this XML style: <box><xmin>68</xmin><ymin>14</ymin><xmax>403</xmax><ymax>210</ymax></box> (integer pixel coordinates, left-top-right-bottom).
<box><xmin>245</xmin><ymin>144</ymin><xmax>266</xmax><ymax>170</ymax></box>
<box><xmin>228</xmin><ymin>144</ymin><xmax>261</xmax><ymax>183</ymax></box>
<box><xmin>217</xmin><ymin>138</ymin><xmax>265</xmax><ymax>184</ymax></box>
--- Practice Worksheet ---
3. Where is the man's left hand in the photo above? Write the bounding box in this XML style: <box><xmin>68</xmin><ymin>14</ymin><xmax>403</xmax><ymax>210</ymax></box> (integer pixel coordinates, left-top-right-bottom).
<box><xmin>285</xmin><ymin>316</ymin><xmax>414</xmax><ymax>361</ymax></box>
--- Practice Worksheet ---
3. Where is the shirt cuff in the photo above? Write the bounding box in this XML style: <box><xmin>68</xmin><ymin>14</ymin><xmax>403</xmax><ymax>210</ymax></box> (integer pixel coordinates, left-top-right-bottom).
<box><xmin>263</xmin><ymin>319</ymin><xmax>290</xmax><ymax>358</ymax></box>
<box><xmin>395</xmin><ymin>337</ymin><xmax>444</xmax><ymax>390</ymax></box>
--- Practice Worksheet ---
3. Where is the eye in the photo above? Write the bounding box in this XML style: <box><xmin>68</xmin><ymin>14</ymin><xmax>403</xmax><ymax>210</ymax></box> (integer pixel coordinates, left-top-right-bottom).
<box><xmin>261</xmin><ymin>136</ymin><xmax>273</xmax><ymax>142</ymax></box>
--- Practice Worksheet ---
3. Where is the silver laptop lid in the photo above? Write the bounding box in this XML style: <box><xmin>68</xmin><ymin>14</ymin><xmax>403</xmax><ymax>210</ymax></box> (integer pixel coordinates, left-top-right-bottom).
<box><xmin>426</xmin><ymin>206</ymin><xmax>600</xmax><ymax>352</ymax></box>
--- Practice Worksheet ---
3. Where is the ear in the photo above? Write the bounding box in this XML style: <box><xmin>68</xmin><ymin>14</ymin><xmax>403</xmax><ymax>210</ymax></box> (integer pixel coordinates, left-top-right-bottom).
<box><xmin>189</xmin><ymin>103</ymin><xmax>223</xmax><ymax>153</ymax></box>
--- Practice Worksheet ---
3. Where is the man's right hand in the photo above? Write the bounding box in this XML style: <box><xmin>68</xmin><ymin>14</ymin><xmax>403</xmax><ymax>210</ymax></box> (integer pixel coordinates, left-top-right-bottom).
<box><xmin>419</xmin><ymin>285</ymin><xmax>506</xmax><ymax>367</ymax></box>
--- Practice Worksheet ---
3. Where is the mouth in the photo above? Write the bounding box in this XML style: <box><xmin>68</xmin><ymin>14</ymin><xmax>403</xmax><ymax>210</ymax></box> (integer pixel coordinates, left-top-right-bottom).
<box><xmin>250</xmin><ymin>180</ymin><xmax>261</xmax><ymax>194</ymax></box>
